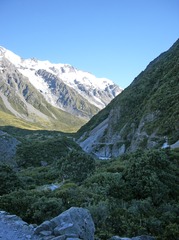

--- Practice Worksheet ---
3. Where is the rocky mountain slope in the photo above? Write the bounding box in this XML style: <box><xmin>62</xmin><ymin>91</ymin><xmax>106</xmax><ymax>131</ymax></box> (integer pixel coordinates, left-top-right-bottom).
<box><xmin>0</xmin><ymin>57</ymin><xmax>85</xmax><ymax>132</ymax></box>
<box><xmin>77</xmin><ymin>39</ymin><xmax>179</xmax><ymax>158</ymax></box>
<box><xmin>0</xmin><ymin>46</ymin><xmax>122</xmax><ymax>131</ymax></box>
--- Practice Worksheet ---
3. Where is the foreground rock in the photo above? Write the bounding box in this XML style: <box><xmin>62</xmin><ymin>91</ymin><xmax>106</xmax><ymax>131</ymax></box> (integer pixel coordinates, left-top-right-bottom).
<box><xmin>34</xmin><ymin>207</ymin><xmax>95</xmax><ymax>240</ymax></box>
<box><xmin>0</xmin><ymin>208</ymin><xmax>156</xmax><ymax>240</ymax></box>
<box><xmin>0</xmin><ymin>211</ymin><xmax>39</xmax><ymax>240</ymax></box>
<box><xmin>0</xmin><ymin>208</ymin><xmax>95</xmax><ymax>240</ymax></box>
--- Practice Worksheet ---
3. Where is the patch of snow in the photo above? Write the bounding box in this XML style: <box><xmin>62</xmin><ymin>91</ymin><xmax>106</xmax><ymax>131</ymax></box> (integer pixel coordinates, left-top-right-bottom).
<box><xmin>2</xmin><ymin>46</ymin><xmax>122</xmax><ymax>111</ymax></box>
<box><xmin>0</xmin><ymin>47</ymin><xmax>22</xmax><ymax>66</ymax></box>
<box><xmin>19</xmin><ymin>68</ymin><xmax>59</xmax><ymax>108</ymax></box>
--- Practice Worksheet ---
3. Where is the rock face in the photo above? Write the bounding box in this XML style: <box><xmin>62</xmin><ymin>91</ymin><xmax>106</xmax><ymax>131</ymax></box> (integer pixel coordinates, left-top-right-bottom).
<box><xmin>34</xmin><ymin>207</ymin><xmax>95</xmax><ymax>240</ymax></box>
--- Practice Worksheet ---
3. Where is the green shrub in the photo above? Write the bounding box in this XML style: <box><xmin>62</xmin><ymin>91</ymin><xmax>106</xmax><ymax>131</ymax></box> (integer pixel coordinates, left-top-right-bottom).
<box><xmin>60</xmin><ymin>150</ymin><xmax>95</xmax><ymax>183</ymax></box>
<box><xmin>0</xmin><ymin>164</ymin><xmax>24</xmax><ymax>195</ymax></box>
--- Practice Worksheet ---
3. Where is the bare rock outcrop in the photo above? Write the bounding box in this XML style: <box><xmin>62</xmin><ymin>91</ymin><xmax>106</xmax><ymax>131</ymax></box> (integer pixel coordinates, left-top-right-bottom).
<box><xmin>34</xmin><ymin>207</ymin><xmax>95</xmax><ymax>240</ymax></box>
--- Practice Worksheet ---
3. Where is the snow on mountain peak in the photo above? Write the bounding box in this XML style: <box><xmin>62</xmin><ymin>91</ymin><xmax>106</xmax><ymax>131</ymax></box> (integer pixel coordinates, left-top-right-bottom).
<box><xmin>0</xmin><ymin>46</ymin><xmax>22</xmax><ymax>65</ymax></box>
<box><xmin>1</xmin><ymin>46</ymin><xmax>123</xmax><ymax>110</ymax></box>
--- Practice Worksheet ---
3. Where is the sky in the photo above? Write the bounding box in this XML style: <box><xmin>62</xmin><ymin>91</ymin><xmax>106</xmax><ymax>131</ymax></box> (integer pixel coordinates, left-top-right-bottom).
<box><xmin>0</xmin><ymin>0</ymin><xmax>179</xmax><ymax>89</ymax></box>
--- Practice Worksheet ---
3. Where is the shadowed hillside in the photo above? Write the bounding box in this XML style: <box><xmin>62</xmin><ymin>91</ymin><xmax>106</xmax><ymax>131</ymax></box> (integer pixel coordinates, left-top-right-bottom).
<box><xmin>77</xmin><ymin>39</ymin><xmax>179</xmax><ymax>158</ymax></box>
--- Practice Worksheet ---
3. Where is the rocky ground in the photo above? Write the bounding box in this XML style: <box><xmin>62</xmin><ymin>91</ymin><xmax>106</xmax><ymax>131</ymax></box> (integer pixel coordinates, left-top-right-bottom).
<box><xmin>0</xmin><ymin>211</ymin><xmax>39</xmax><ymax>240</ymax></box>
<box><xmin>0</xmin><ymin>209</ymin><xmax>155</xmax><ymax>240</ymax></box>
<box><xmin>0</xmin><ymin>208</ymin><xmax>94</xmax><ymax>240</ymax></box>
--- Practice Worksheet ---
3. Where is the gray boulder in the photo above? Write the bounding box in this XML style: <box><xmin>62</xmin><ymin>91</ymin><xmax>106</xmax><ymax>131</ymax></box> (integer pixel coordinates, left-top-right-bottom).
<box><xmin>34</xmin><ymin>207</ymin><xmax>95</xmax><ymax>240</ymax></box>
<box><xmin>34</xmin><ymin>220</ymin><xmax>53</xmax><ymax>234</ymax></box>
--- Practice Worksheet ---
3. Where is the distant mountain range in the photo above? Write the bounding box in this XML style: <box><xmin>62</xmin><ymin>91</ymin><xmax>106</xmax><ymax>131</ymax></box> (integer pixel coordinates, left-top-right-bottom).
<box><xmin>0</xmin><ymin>47</ymin><xmax>122</xmax><ymax>131</ymax></box>
<box><xmin>77</xmin><ymin>39</ymin><xmax>179</xmax><ymax>158</ymax></box>
<box><xmin>1</xmin><ymin>40</ymin><xmax>178</xmax><ymax>159</ymax></box>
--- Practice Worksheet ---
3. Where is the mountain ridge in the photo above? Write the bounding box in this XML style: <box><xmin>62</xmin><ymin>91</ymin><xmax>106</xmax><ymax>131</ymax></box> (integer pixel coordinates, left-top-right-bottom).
<box><xmin>0</xmin><ymin>46</ymin><xmax>122</xmax><ymax>113</ymax></box>
<box><xmin>77</xmin><ymin>39</ymin><xmax>179</xmax><ymax>158</ymax></box>
<box><xmin>0</xmin><ymin>46</ymin><xmax>122</xmax><ymax>131</ymax></box>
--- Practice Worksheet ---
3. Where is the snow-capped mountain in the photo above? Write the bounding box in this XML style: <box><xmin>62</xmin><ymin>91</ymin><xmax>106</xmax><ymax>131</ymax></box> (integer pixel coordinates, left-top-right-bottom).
<box><xmin>0</xmin><ymin>46</ymin><xmax>122</xmax><ymax>118</ymax></box>
<box><xmin>0</xmin><ymin>46</ymin><xmax>122</xmax><ymax>131</ymax></box>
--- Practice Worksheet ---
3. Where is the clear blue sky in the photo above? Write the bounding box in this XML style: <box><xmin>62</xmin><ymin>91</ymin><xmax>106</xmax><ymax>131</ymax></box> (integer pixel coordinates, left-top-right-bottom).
<box><xmin>1</xmin><ymin>0</ymin><xmax>178</xmax><ymax>88</ymax></box>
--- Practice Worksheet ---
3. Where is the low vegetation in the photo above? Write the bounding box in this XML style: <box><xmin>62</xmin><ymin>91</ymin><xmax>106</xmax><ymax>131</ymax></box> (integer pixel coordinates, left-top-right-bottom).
<box><xmin>0</xmin><ymin>132</ymin><xmax>178</xmax><ymax>240</ymax></box>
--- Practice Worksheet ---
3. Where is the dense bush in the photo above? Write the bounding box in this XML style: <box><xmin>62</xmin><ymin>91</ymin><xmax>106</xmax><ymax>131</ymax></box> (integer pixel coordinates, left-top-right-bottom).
<box><xmin>0</xmin><ymin>164</ymin><xmax>24</xmax><ymax>195</ymax></box>
<box><xmin>0</xmin><ymin>189</ymin><xmax>64</xmax><ymax>224</ymax></box>
<box><xmin>0</xmin><ymin>149</ymin><xmax>178</xmax><ymax>239</ymax></box>
<box><xmin>60</xmin><ymin>150</ymin><xmax>95</xmax><ymax>183</ymax></box>
<box><xmin>15</xmin><ymin>136</ymin><xmax>81</xmax><ymax>167</ymax></box>
<box><xmin>122</xmin><ymin>149</ymin><xmax>179</xmax><ymax>203</ymax></box>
